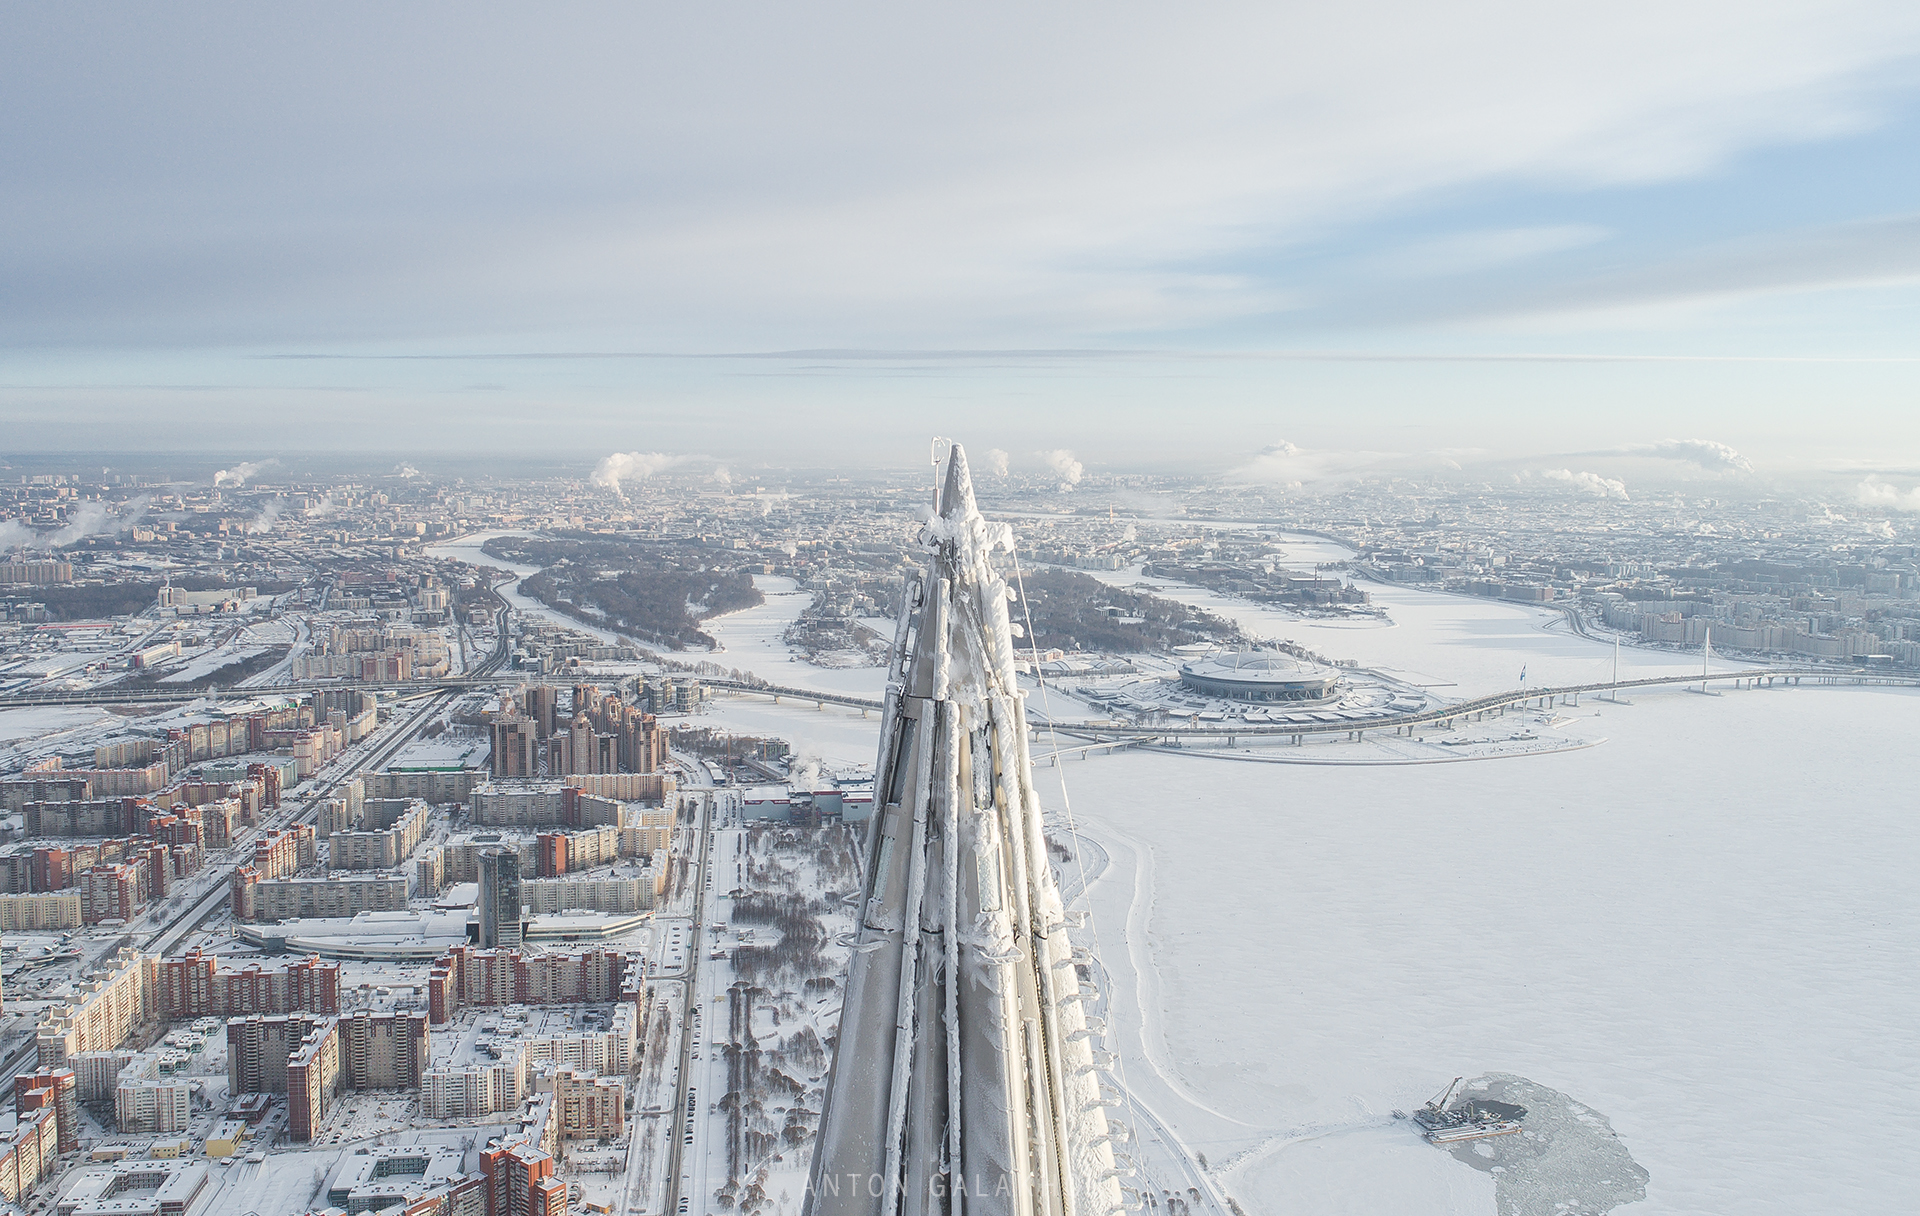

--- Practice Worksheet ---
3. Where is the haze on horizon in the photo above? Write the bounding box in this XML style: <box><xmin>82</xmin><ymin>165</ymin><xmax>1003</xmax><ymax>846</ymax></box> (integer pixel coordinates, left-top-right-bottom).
<box><xmin>5</xmin><ymin>3</ymin><xmax>1920</xmax><ymax>484</ymax></box>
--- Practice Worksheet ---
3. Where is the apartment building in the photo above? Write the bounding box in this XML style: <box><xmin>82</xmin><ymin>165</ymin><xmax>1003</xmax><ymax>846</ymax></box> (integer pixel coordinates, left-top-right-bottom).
<box><xmin>551</xmin><ymin>1068</ymin><xmax>625</xmax><ymax>1141</ymax></box>
<box><xmin>521</xmin><ymin>876</ymin><xmax>650</xmax><ymax>916</ymax></box>
<box><xmin>0</xmin><ymin>892</ymin><xmax>82</xmax><ymax>932</ymax></box>
<box><xmin>234</xmin><ymin>872</ymin><xmax>409</xmax><ymax>921</ymax></box>
<box><xmin>36</xmin><ymin>949</ymin><xmax>159</xmax><ymax>1068</ymax></box>
<box><xmin>425</xmin><ymin>946</ymin><xmax>628</xmax><ymax>1026</ymax></box>
<box><xmin>329</xmin><ymin>801</ymin><xmax>428</xmax><ymax>870</ymax></box>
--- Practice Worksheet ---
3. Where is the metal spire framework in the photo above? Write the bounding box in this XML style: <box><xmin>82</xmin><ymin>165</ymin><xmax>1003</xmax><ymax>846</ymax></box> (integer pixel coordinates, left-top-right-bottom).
<box><xmin>805</xmin><ymin>444</ymin><xmax>1125</xmax><ymax>1216</ymax></box>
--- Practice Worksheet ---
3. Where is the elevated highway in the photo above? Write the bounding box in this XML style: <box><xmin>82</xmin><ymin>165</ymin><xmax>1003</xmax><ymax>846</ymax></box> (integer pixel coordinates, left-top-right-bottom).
<box><xmin>1046</xmin><ymin>664</ymin><xmax>1920</xmax><ymax>745</ymax></box>
<box><xmin>6</xmin><ymin>631</ymin><xmax>1909</xmax><ymax>750</ymax></box>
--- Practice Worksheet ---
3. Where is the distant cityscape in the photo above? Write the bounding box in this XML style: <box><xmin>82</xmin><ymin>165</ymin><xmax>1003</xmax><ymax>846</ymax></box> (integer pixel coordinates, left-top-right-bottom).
<box><xmin>0</xmin><ymin>454</ymin><xmax>1914</xmax><ymax>1216</ymax></box>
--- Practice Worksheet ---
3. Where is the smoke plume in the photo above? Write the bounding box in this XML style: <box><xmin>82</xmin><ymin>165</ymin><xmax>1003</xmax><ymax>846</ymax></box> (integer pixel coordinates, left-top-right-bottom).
<box><xmin>789</xmin><ymin>754</ymin><xmax>824</xmax><ymax>790</ymax></box>
<box><xmin>1537</xmin><ymin>469</ymin><xmax>1629</xmax><ymax>500</ymax></box>
<box><xmin>591</xmin><ymin>451</ymin><xmax>688</xmax><ymax>498</ymax></box>
<box><xmin>214</xmin><ymin>459</ymin><xmax>277</xmax><ymax>487</ymax></box>
<box><xmin>985</xmin><ymin>449</ymin><xmax>1011</xmax><ymax>477</ymax></box>
<box><xmin>1856</xmin><ymin>478</ymin><xmax>1920</xmax><ymax>512</ymax></box>
<box><xmin>0</xmin><ymin>519</ymin><xmax>34</xmax><ymax>550</ymax></box>
<box><xmin>48</xmin><ymin>496</ymin><xmax>149</xmax><ymax>546</ymax></box>
<box><xmin>252</xmin><ymin>499</ymin><xmax>286</xmax><ymax>533</ymax></box>
<box><xmin>1040</xmin><ymin>449</ymin><xmax>1084</xmax><ymax>487</ymax></box>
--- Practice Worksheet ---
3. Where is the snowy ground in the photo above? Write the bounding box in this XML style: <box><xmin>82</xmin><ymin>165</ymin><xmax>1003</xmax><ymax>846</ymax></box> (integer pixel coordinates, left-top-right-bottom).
<box><xmin>0</xmin><ymin>705</ymin><xmax>115</xmax><ymax>745</ymax></box>
<box><xmin>685</xmin><ymin>821</ymin><xmax>858</xmax><ymax>1216</ymax></box>
<box><xmin>689</xmin><ymin>534</ymin><xmax>1920</xmax><ymax>1216</ymax></box>
<box><xmin>698</xmin><ymin>697</ymin><xmax>881</xmax><ymax>774</ymax></box>
<box><xmin>159</xmin><ymin>640</ymin><xmax>269</xmax><ymax>683</ymax></box>
<box><xmin>1057</xmin><ymin>683</ymin><xmax>1920</xmax><ymax>1215</ymax></box>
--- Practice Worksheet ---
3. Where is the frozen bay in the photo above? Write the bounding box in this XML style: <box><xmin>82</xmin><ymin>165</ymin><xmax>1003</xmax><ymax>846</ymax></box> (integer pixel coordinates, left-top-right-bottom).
<box><xmin>702</xmin><ymin>549</ymin><xmax>1920</xmax><ymax>1214</ymax></box>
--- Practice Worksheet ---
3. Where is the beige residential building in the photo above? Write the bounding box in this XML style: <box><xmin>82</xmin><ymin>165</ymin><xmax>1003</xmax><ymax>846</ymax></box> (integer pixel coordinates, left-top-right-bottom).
<box><xmin>564</xmin><ymin>773</ymin><xmax>677</xmax><ymax>802</ymax></box>
<box><xmin>115</xmin><ymin>1075</ymin><xmax>192</xmax><ymax>1135</ymax></box>
<box><xmin>36</xmin><ymin>950</ymin><xmax>157</xmax><ymax>1068</ymax></box>
<box><xmin>618</xmin><ymin>823</ymin><xmax>673</xmax><ymax>856</ymax></box>
<box><xmin>522</xmin><ymin>875</ymin><xmax>650</xmax><ymax>915</ymax></box>
<box><xmin>328</xmin><ymin>802</ymin><xmax>428</xmax><ymax>870</ymax></box>
<box><xmin>251</xmin><ymin>874</ymin><xmax>409</xmax><ymax>921</ymax></box>
<box><xmin>552</xmin><ymin>1067</ymin><xmax>625</xmax><ymax>1140</ymax></box>
<box><xmin>422</xmin><ymin>1056</ymin><xmax>526</xmax><ymax>1119</ymax></box>
<box><xmin>317</xmin><ymin>798</ymin><xmax>354</xmax><ymax>840</ymax></box>
<box><xmin>0</xmin><ymin>892</ymin><xmax>83</xmax><ymax>932</ymax></box>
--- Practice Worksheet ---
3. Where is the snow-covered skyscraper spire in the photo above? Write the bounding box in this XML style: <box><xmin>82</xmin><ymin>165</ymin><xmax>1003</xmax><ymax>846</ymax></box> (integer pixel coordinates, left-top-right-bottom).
<box><xmin>805</xmin><ymin>444</ymin><xmax>1124</xmax><ymax>1216</ymax></box>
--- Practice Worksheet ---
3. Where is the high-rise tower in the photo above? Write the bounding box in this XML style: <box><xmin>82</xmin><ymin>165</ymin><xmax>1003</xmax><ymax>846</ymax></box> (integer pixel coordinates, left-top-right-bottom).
<box><xmin>477</xmin><ymin>847</ymin><xmax>523</xmax><ymax>950</ymax></box>
<box><xmin>806</xmin><ymin>444</ymin><xmax>1123</xmax><ymax>1216</ymax></box>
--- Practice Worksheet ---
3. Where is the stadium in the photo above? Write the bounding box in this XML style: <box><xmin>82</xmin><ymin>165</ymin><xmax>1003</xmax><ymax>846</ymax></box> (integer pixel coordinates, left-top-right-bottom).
<box><xmin>1176</xmin><ymin>650</ymin><xmax>1343</xmax><ymax>704</ymax></box>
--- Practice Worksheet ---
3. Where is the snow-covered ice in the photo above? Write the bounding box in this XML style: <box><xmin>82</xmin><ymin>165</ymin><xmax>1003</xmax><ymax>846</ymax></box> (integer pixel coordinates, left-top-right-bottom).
<box><xmin>0</xmin><ymin>705</ymin><xmax>115</xmax><ymax>745</ymax></box>
<box><xmin>703</xmin><ymin>575</ymin><xmax>888</xmax><ymax>699</ymax></box>
<box><xmin>1055</xmin><ymin>686</ymin><xmax>1920</xmax><ymax>1216</ymax></box>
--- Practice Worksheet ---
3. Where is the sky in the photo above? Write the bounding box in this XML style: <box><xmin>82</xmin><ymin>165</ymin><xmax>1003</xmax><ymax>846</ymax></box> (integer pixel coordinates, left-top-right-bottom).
<box><xmin>5</xmin><ymin>3</ymin><xmax>1920</xmax><ymax>484</ymax></box>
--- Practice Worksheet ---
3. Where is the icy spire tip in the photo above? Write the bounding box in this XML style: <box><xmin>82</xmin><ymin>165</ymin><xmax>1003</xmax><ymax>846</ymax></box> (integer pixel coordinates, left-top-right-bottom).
<box><xmin>939</xmin><ymin>443</ymin><xmax>976</xmax><ymax>523</ymax></box>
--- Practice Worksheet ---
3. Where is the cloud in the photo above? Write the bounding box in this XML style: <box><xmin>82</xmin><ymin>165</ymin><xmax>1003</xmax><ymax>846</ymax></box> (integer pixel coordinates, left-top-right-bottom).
<box><xmin>1478</xmin><ymin>213</ymin><xmax>1920</xmax><ymax>324</ymax></box>
<box><xmin>6</xmin><ymin>7</ymin><xmax>1920</xmax><ymax>467</ymax></box>
<box><xmin>214</xmin><ymin>459</ymin><xmax>277</xmax><ymax>487</ymax></box>
<box><xmin>1583</xmin><ymin>438</ymin><xmax>1754</xmax><ymax>472</ymax></box>
<box><xmin>590</xmin><ymin>451</ymin><xmax>688</xmax><ymax>497</ymax></box>
<box><xmin>984</xmin><ymin>448</ymin><xmax>1011</xmax><ymax>477</ymax></box>
<box><xmin>1039</xmin><ymin>449</ymin><xmax>1084</xmax><ymax>486</ymax></box>
<box><xmin>1321</xmin><ymin>213</ymin><xmax>1920</xmax><ymax>331</ymax></box>
<box><xmin>1230</xmin><ymin>439</ymin><xmax>1444</xmax><ymax>489</ymax></box>
<box><xmin>1855</xmin><ymin>477</ymin><xmax>1920</xmax><ymax>511</ymax></box>
<box><xmin>1537</xmin><ymin>468</ymin><xmax>1630</xmax><ymax>499</ymax></box>
<box><xmin>1369</xmin><ymin>225</ymin><xmax>1611</xmax><ymax>279</ymax></box>
<box><xmin>6</xmin><ymin>5</ymin><xmax>1918</xmax><ymax>354</ymax></box>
